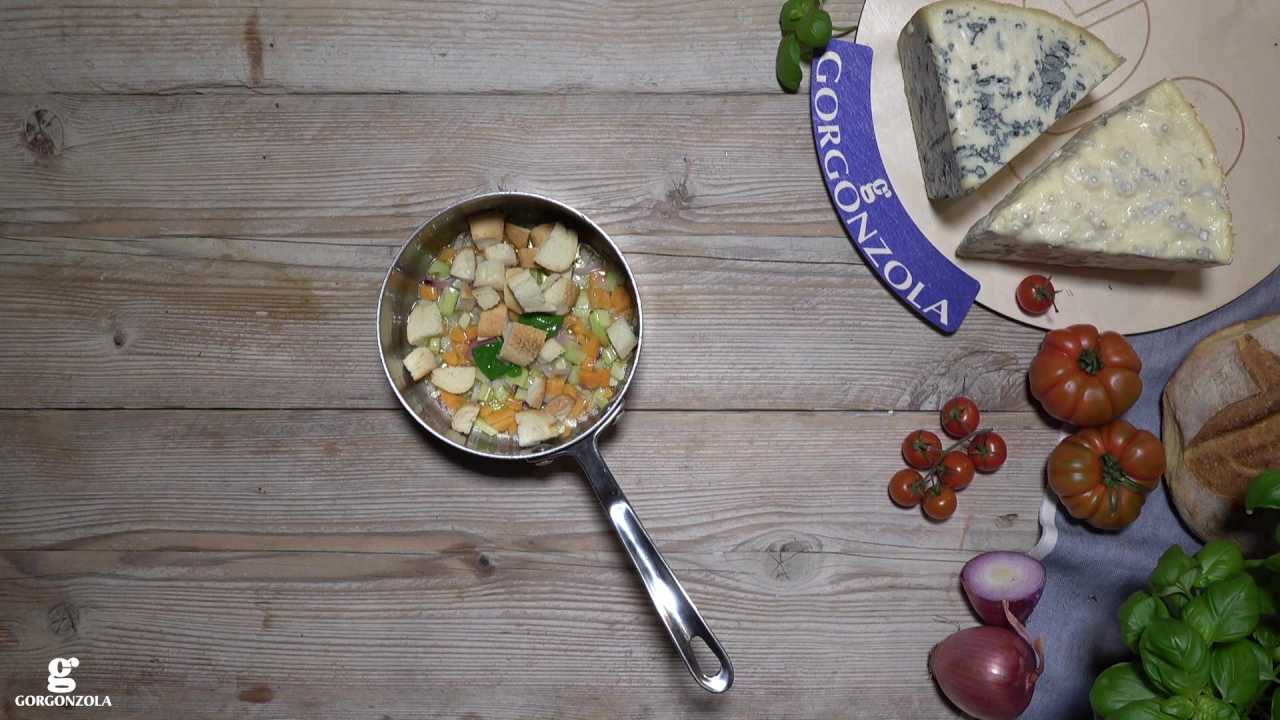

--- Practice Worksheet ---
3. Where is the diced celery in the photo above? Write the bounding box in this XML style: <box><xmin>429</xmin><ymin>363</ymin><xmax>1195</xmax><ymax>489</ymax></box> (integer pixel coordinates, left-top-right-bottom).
<box><xmin>515</xmin><ymin>387</ymin><xmax>528</xmax><ymax>402</ymax></box>
<box><xmin>589</xmin><ymin>309</ymin><xmax>612</xmax><ymax>343</ymax></box>
<box><xmin>492</xmin><ymin>384</ymin><xmax>511</xmax><ymax>405</ymax></box>
<box><xmin>600</xmin><ymin>347</ymin><xmax>619</xmax><ymax>367</ymax></box>
<box><xmin>594</xmin><ymin>390</ymin><xmax>609</xmax><ymax>409</ymax></box>
<box><xmin>476</xmin><ymin>385</ymin><xmax>493</xmax><ymax>404</ymax></box>
<box><xmin>567</xmin><ymin>367</ymin><xmax>580</xmax><ymax>386</ymax></box>
<box><xmin>428</xmin><ymin>260</ymin><xmax>451</xmax><ymax>279</ymax></box>
<box><xmin>428</xmin><ymin>337</ymin><xmax>442</xmax><ymax>354</ymax></box>
<box><xmin>562</xmin><ymin>341</ymin><xmax>586</xmax><ymax>365</ymax></box>
<box><xmin>509</xmin><ymin>367</ymin><xmax>529</xmax><ymax>388</ymax></box>
<box><xmin>608</xmin><ymin>376</ymin><xmax>619</xmax><ymax>388</ymax></box>
<box><xmin>531</xmin><ymin>269</ymin><xmax>547</xmax><ymax>285</ymax></box>
<box><xmin>573</xmin><ymin>289</ymin><xmax>590</xmax><ymax>313</ymax></box>
<box><xmin>437</xmin><ymin>287</ymin><xmax>460</xmax><ymax>317</ymax></box>
<box><xmin>473</xmin><ymin>418</ymin><xmax>499</xmax><ymax>436</ymax></box>
<box><xmin>610</xmin><ymin>362</ymin><xmax>626</xmax><ymax>381</ymax></box>
<box><xmin>552</xmin><ymin>357</ymin><xmax>570</xmax><ymax>373</ymax></box>
<box><xmin>603</xmin><ymin>270</ymin><xmax>622</xmax><ymax>292</ymax></box>
<box><xmin>456</xmin><ymin>312</ymin><xmax>472</xmax><ymax>329</ymax></box>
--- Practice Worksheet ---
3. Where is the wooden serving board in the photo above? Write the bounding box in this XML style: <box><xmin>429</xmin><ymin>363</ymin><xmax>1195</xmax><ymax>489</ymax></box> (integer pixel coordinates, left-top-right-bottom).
<box><xmin>856</xmin><ymin>0</ymin><xmax>1280</xmax><ymax>334</ymax></box>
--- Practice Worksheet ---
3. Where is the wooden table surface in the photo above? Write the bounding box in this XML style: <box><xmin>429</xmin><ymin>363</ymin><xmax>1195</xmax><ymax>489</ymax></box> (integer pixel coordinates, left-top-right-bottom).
<box><xmin>0</xmin><ymin>2</ymin><xmax>1061</xmax><ymax>717</ymax></box>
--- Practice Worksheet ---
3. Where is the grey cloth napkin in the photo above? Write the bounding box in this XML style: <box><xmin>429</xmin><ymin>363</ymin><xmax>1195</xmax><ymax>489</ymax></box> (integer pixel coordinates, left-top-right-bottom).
<box><xmin>1024</xmin><ymin>266</ymin><xmax>1280</xmax><ymax>720</ymax></box>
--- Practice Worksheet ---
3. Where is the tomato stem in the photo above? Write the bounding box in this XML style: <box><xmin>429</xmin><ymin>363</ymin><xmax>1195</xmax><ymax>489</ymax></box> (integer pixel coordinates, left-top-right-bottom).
<box><xmin>922</xmin><ymin>426</ymin><xmax>993</xmax><ymax>491</ymax></box>
<box><xmin>1077</xmin><ymin>347</ymin><xmax>1104</xmax><ymax>376</ymax></box>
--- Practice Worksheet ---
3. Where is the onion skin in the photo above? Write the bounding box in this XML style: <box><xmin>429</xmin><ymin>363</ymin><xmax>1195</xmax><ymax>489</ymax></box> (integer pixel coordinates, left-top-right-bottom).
<box><xmin>929</xmin><ymin>626</ymin><xmax>1042</xmax><ymax>720</ymax></box>
<box><xmin>960</xmin><ymin>551</ymin><xmax>1046</xmax><ymax>628</ymax></box>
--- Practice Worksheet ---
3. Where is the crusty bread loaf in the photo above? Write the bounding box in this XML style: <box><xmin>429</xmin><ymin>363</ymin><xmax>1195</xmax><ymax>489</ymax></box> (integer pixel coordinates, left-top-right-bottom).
<box><xmin>1163</xmin><ymin>313</ymin><xmax>1280</xmax><ymax>555</ymax></box>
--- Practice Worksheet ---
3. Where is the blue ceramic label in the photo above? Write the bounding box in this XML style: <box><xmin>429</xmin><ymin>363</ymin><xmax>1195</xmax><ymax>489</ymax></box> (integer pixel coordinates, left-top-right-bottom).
<box><xmin>810</xmin><ymin>40</ymin><xmax>980</xmax><ymax>333</ymax></box>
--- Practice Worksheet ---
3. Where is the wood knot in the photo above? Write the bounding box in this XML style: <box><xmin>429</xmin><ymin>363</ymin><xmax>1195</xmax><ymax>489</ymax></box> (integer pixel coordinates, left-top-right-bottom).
<box><xmin>23</xmin><ymin>108</ymin><xmax>63</xmax><ymax>161</ymax></box>
<box><xmin>48</xmin><ymin>602</ymin><xmax>78</xmax><ymax>637</ymax></box>
<box><xmin>112</xmin><ymin>330</ymin><xmax>126</xmax><ymax>348</ymax></box>
<box><xmin>236</xmin><ymin>684</ymin><xmax>274</xmax><ymax>703</ymax></box>
<box><xmin>474</xmin><ymin>552</ymin><xmax>495</xmax><ymax>577</ymax></box>
<box><xmin>761</xmin><ymin>535</ymin><xmax>823</xmax><ymax>584</ymax></box>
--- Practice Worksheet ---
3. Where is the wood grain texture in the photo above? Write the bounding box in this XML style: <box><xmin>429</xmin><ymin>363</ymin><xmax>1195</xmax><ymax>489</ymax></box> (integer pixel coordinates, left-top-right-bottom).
<box><xmin>0</xmin><ymin>409</ymin><xmax>1052</xmax><ymax>553</ymax></box>
<box><xmin>1</xmin><ymin>547</ymin><xmax>981</xmax><ymax>719</ymax></box>
<box><xmin>0</xmin><ymin>235</ymin><xmax>1041</xmax><ymax>411</ymax></box>
<box><xmin>2</xmin><ymin>92</ymin><xmax>839</xmax><ymax>241</ymax></box>
<box><xmin>0</xmin><ymin>0</ymin><xmax>865</xmax><ymax>95</ymax></box>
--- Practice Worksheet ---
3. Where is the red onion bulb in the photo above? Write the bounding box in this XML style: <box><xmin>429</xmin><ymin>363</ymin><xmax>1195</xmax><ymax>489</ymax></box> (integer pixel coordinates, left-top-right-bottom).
<box><xmin>961</xmin><ymin>551</ymin><xmax>1046</xmax><ymax>628</ymax></box>
<box><xmin>929</xmin><ymin>608</ymin><xmax>1045</xmax><ymax>720</ymax></box>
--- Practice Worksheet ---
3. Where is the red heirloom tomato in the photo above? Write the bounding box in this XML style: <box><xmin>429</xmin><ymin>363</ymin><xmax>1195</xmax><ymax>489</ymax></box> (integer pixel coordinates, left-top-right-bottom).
<box><xmin>1029</xmin><ymin>324</ymin><xmax>1142</xmax><ymax>427</ymax></box>
<box><xmin>940</xmin><ymin>396</ymin><xmax>981</xmax><ymax>438</ymax></box>
<box><xmin>1047</xmin><ymin>420</ymin><xmax>1164</xmax><ymax>530</ymax></box>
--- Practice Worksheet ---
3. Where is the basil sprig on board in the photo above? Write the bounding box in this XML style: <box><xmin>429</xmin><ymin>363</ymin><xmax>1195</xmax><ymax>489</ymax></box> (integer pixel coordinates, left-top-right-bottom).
<box><xmin>1090</xmin><ymin>470</ymin><xmax>1280</xmax><ymax>720</ymax></box>
<box><xmin>774</xmin><ymin>0</ymin><xmax>856</xmax><ymax>92</ymax></box>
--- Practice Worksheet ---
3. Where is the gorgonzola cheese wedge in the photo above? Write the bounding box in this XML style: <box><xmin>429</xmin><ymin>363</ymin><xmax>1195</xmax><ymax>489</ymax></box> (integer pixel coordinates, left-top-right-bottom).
<box><xmin>959</xmin><ymin>80</ymin><xmax>1234</xmax><ymax>270</ymax></box>
<box><xmin>898</xmin><ymin>0</ymin><xmax>1123</xmax><ymax>199</ymax></box>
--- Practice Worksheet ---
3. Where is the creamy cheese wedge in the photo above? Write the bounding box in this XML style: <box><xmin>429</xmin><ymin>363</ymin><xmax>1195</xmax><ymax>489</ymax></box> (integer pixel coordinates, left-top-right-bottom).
<box><xmin>959</xmin><ymin>79</ymin><xmax>1235</xmax><ymax>270</ymax></box>
<box><xmin>898</xmin><ymin>0</ymin><xmax>1123</xmax><ymax>199</ymax></box>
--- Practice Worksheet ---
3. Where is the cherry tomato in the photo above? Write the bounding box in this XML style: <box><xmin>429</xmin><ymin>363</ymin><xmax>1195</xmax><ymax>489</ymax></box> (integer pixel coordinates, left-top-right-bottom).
<box><xmin>902</xmin><ymin>430</ymin><xmax>943</xmax><ymax>470</ymax></box>
<box><xmin>939</xmin><ymin>396</ymin><xmax>981</xmax><ymax>438</ymax></box>
<box><xmin>889</xmin><ymin>469</ymin><xmax>926</xmax><ymax>507</ymax></box>
<box><xmin>939</xmin><ymin>451</ymin><xmax>975</xmax><ymax>490</ymax></box>
<box><xmin>968</xmin><ymin>432</ymin><xmax>1008</xmax><ymax>473</ymax></box>
<box><xmin>923</xmin><ymin>487</ymin><xmax>958</xmax><ymax>520</ymax></box>
<box><xmin>1016</xmin><ymin>274</ymin><xmax>1060</xmax><ymax>315</ymax></box>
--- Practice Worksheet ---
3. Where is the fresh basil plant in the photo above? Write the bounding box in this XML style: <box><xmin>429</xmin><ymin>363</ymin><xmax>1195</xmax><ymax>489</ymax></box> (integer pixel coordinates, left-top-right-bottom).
<box><xmin>1090</xmin><ymin>471</ymin><xmax>1280</xmax><ymax>720</ymax></box>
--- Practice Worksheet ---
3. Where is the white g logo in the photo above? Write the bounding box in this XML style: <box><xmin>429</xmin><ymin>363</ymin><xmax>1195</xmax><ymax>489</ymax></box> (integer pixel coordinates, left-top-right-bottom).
<box><xmin>47</xmin><ymin>657</ymin><xmax>78</xmax><ymax>693</ymax></box>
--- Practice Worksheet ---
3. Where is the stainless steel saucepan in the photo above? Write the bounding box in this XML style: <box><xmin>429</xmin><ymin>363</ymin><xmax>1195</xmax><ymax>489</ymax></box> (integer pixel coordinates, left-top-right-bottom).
<box><xmin>377</xmin><ymin>192</ymin><xmax>733</xmax><ymax>693</ymax></box>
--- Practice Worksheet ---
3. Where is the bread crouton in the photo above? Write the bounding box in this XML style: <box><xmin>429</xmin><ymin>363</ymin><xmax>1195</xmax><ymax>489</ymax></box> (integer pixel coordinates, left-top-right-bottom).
<box><xmin>468</xmin><ymin>211</ymin><xmax>505</xmax><ymax>248</ymax></box>
<box><xmin>534</xmin><ymin>222</ymin><xmax>579</xmax><ymax>273</ymax></box>
<box><xmin>484</xmin><ymin>242</ymin><xmax>518</xmax><ymax>267</ymax></box>
<box><xmin>498</xmin><ymin>322</ymin><xmax>545</xmax><ymax>367</ymax></box>
<box><xmin>529</xmin><ymin>222</ymin><xmax>555</xmax><ymax>248</ymax></box>
<box><xmin>473</xmin><ymin>258</ymin><xmax>505</xmax><ymax>289</ymax></box>
<box><xmin>473</xmin><ymin>286</ymin><xmax>502</xmax><ymax>310</ymax></box>
<box><xmin>403</xmin><ymin>346</ymin><xmax>437</xmax><ymax>381</ymax></box>
<box><xmin>504</xmin><ymin>223</ymin><xmax>531</xmax><ymax>247</ymax></box>
<box><xmin>476</xmin><ymin>305</ymin><xmax>508</xmax><ymax>339</ymax></box>
<box><xmin>406</xmin><ymin>301</ymin><xmax>444</xmax><ymax>346</ymax></box>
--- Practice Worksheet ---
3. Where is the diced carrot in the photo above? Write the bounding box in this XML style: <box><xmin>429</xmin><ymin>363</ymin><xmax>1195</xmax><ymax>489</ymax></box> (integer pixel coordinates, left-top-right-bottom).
<box><xmin>487</xmin><ymin>408</ymin><xmax>516</xmax><ymax>427</ymax></box>
<box><xmin>449</xmin><ymin>328</ymin><xmax>467</xmax><ymax>344</ymax></box>
<box><xmin>463</xmin><ymin>325</ymin><xmax>479</xmax><ymax>341</ymax></box>
<box><xmin>589</xmin><ymin>288</ymin><xmax>612</xmax><ymax>310</ymax></box>
<box><xmin>419</xmin><ymin>284</ymin><xmax>440</xmax><ymax>301</ymax></box>
<box><xmin>504</xmin><ymin>398</ymin><xmax>524</xmax><ymax>412</ymax></box>
<box><xmin>588</xmin><ymin>271</ymin><xmax>608</xmax><ymax>289</ymax></box>
<box><xmin>611</xmin><ymin>287</ymin><xmax>631</xmax><ymax>311</ymax></box>
<box><xmin>440</xmin><ymin>392</ymin><xmax>465</xmax><ymax>411</ymax></box>
<box><xmin>579</xmin><ymin>369</ymin><xmax>611</xmax><ymax>389</ymax></box>
<box><xmin>442</xmin><ymin>350</ymin><xmax>460</xmax><ymax>366</ymax></box>
<box><xmin>545</xmin><ymin>376</ymin><xmax>566</xmax><ymax>397</ymax></box>
<box><xmin>565</xmin><ymin>315</ymin><xmax>588</xmax><ymax>335</ymax></box>
<box><xmin>439</xmin><ymin>247</ymin><xmax>456</xmax><ymax>262</ymax></box>
<box><xmin>562</xmin><ymin>384</ymin><xmax>578</xmax><ymax>399</ymax></box>
<box><xmin>479</xmin><ymin>406</ymin><xmax>495</xmax><ymax>419</ymax></box>
<box><xmin>581</xmin><ymin>337</ymin><xmax>601</xmax><ymax>362</ymax></box>
<box><xmin>491</xmin><ymin>415</ymin><xmax>517</xmax><ymax>434</ymax></box>
<box><xmin>571</xmin><ymin>397</ymin><xmax>589</xmax><ymax>419</ymax></box>
<box><xmin>581</xmin><ymin>358</ymin><xmax>595</xmax><ymax>372</ymax></box>
<box><xmin>602</xmin><ymin>387</ymin><xmax>614</xmax><ymax>399</ymax></box>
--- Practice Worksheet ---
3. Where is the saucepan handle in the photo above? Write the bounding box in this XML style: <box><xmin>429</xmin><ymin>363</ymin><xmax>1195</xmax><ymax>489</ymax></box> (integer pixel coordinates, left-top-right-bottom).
<box><xmin>565</xmin><ymin>437</ymin><xmax>734</xmax><ymax>693</ymax></box>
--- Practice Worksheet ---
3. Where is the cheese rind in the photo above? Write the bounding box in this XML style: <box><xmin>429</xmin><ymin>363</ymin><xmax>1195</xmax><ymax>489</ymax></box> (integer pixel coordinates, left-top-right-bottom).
<box><xmin>898</xmin><ymin>0</ymin><xmax>1123</xmax><ymax>198</ymax></box>
<box><xmin>959</xmin><ymin>80</ymin><xmax>1235</xmax><ymax>270</ymax></box>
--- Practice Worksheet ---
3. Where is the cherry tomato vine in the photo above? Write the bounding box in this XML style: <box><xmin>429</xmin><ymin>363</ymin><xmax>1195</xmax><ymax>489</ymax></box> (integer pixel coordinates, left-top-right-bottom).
<box><xmin>888</xmin><ymin>396</ymin><xmax>1008</xmax><ymax>521</ymax></box>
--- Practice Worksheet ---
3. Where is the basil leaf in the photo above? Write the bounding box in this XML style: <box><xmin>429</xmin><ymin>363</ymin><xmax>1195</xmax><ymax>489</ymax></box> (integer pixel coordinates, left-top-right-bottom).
<box><xmin>779</xmin><ymin>0</ymin><xmax>814</xmax><ymax>31</ymax></box>
<box><xmin>517</xmin><ymin>313</ymin><xmax>564</xmax><ymax>340</ymax></box>
<box><xmin>1191</xmin><ymin>696</ymin><xmax>1238</xmax><ymax>720</ymax></box>
<box><xmin>471</xmin><ymin>340</ymin><xmax>517</xmax><ymax>381</ymax></box>
<box><xmin>1195</xmin><ymin>541</ymin><xmax>1245</xmax><ymax>588</ymax></box>
<box><xmin>1164</xmin><ymin>592</ymin><xmax>1190</xmax><ymax>618</ymax></box>
<box><xmin>1184</xmin><ymin>574</ymin><xmax>1260</xmax><ymax>644</ymax></box>
<box><xmin>1242</xmin><ymin>639</ymin><xmax>1273</xmax><ymax>702</ymax></box>
<box><xmin>1210</xmin><ymin>641</ymin><xmax>1261</xmax><ymax>706</ymax></box>
<box><xmin>1245</xmin><ymin>469</ymin><xmax>1280</xmax><ymax>514</ymax></box>
<box><xmin>1272</xmin><ymin>689</ymin><xmax>1280</xmax><ymax>720</ymax></box>
<box><xmin>776</xmin><ymin>36</ymin><xmax>803</xmax><ymax>92</ymax></box>
<box><xmin>1159</xmin><ymin>696</ymin><xmax>1195</xmax><ymax>719</ymax></box>
<box><xmin>1108</xmin><ymin>698</ymin><xmax>1180</xmax><ymax>720</ymax></box>
<box><xmin>1151</xmin><ymin>545</ymin><xmax>1198</xmax><ymax>594</ymax></box>
<box><xmin>1120</xmin><ymin>591</ymin><xmax>1173</xmax><ymax>652</ymax></box>
<box><xmin>1140</xmin><ymin>618</ymin><xmax>1211</xmax><ymax>696</ymax></box>
<box><xmin>1091</xmin><ymin>662</ymin><xmax>1165</xmax><ymax>717</ymax></box>
<box><xmin>1255</xmin><ymin>620</ymin><xmax>1279</xmax><ymax>650</ymax></box>
<box><xmin>795</xmin><ymin>8</ymin><xmax>833</xmax><ymax>49</ymax></box>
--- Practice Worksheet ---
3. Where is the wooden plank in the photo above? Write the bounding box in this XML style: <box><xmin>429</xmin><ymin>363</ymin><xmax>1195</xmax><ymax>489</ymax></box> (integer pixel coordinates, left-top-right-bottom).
<box><xmin>0</xmin><ymin>236</ymin><xmax>1043</xmax><ymax>411</ymax></box>
<box><xmin>1</xmin><ymin>546</ymin><xmax>972</xmax><ymax>719</ymax></box>
<box><xmin>0</xmin><ymin>0</ymin><xmax>864</xmax><ymax>95</ymax></box>
<box><xmin>1</xmin><ymin>92</ymin><xmax>842</xmax><ymax>241</ymax></box>
<box><xmin>0</xmin><ymin>409</ymin><xmax>1052</xmax><ymax>552</ymax></box>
